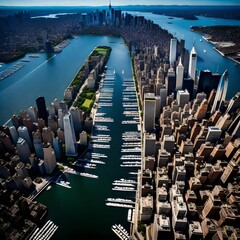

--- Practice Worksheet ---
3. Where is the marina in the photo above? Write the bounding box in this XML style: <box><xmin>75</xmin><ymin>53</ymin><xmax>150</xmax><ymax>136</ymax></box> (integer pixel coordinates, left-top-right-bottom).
<box><xmin>111</xmin><ymin>224</ymin><xmax>130</xmax><ymax>240</ymax></box>
<box><xmin>0</xmin><ymin>62</ymin><xmax>25</xmax><ymax>80</ymax></box>
<box><xmin>29</xmin><ymin>220</ymin><xmax>58</xmax><ymax>240</ymax></box>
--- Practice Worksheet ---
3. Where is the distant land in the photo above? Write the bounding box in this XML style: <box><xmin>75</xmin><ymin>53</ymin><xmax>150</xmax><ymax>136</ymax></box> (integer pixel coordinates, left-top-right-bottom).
<box><xmin>192</xmin><ymin>26</ymin><xmax>240</xmax><ymax>63</ymax></box>
<box><xmin>0</xmin><ymin>5</ymin><xmax>240</xmax><ymax>20</ymax></box>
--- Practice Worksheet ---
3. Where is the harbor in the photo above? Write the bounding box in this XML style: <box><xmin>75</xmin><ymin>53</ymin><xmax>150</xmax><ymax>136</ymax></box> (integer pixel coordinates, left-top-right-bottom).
<box><xmin>0</xmin><ymin>62</ymin><xmax>25</xmax><ymax>80</ymax></box>
<box><xmin>35</xmin><ymin>36</ymin><xmax>141</xmax><ymax>239</ymax></box>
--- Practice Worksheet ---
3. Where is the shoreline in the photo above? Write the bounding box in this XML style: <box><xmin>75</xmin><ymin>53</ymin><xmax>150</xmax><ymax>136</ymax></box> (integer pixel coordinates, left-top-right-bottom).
<box><xmin>204</xmin><ymin>37</ymin><xmax>240</xmax><ymax>65</ymax></box>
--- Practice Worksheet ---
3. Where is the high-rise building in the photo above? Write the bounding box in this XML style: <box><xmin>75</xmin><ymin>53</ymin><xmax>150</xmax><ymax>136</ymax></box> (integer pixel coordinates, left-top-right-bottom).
<box><xmin>194</xmin><ymin>99</ymin><xmax>208</xmax><ymax>121</ymax></box>
<box><xmin>188</xmin><ymin>46</ymin><xmax>197</xmax><ymax>84</ymax></box>
<box><xmin>183</xmin><ymin>78</ymin><xmax>194</xmax><ymax>99</ymax></box>
<box><xmin>33</xmin><ymin>138</ymin><xmax>44</xmax><ymax>159</ymax></box>
<box><xmin>176</xmin><ymin>58</ymin><xmax>184</xmax><ymax>90</ymax></box>
<box><xmin>70</xmin><ymin>107</ymin><xmax>82</xmax><ymax>136</ymax></box>
<box><xmin>63</xmin><ymin>114</ymin><xmax>78</xmax><ymax>156</ymax></box>
<box><xmin>177</xmin><ymin>90</ymin><xmax>189</xmax><ymax>108</ymax></box>
<box><xmin>152</xmin><ymin>214</ymin><xmax>171</xmax><ymax>240</ymax></box>
<box><xmin>27</xmin><ymin>106</ymin><xmax>38</xmax><ymax>122</ymax></box>
<box><xmin>9</xmin><ymin>126</ymin><xmax>18</xmax><ymax>145</ymax></box>
<box><xmin>43</xmin><ymin>143</ymin><xmax>56</xmax><ymax>174</ymax></box>
<box><xmin>220</xmin><ymin>160</ymin><xmax>238</xmax><ymax>184</ymax></box>
<box><xmin>53</xmin><ymin>137</ymin><xmax>62</xmax><ymax>160</ymax></box>
<box><xmin>143</xmin><ymin>132</ymin><xmax>156</xmax><ymax>157</ymax></box>
<box><xmin>17</xmin><ymin>126</ymin><xmax>32</xmax><ymax>149</ymax></box>
<box><xmin>36</xmin><ymin>96</ymin><xmax>48</xmax><ymax>124</ymax></box>
<box><xmin>42</xmin><ymin>127</ymin><xmax>53</xmax><ymax>145</ymax></box>
<box><xmin>211</xmin><ymin>70</ymin><xmax>228</xmax><ymax>114</ymax></box>
<box><xmin>143</xmin><ymin>93</ymin><xmax>156</xmax><ymax>132</ymax></box>
<box><xmin>206</xmin><ymin>126</ymin><xmax>222</xmax><ymax>143</ymax></box>
<box><xmin>169</xmin><ymin>38</ymin><xmax>177</xmax><ymax>65</ymax></box>
<box><xmin>166</xmin><ymin>68</ymin><xmax>176</xmax><ymax>95</ymax></box>
<box><xmin>197</xmin><ymin>70</ymin><xmax>221</xmax><ymax>96</ymax></box>
<box><xmin>79</xmin><ymin>131</ymin><xmax>88</xmax><ymax>146</ymax></box>
<box><xmin>16</xmin><ymin>137</ymin><xmax>31</xmax><ymax>163</ymax></box>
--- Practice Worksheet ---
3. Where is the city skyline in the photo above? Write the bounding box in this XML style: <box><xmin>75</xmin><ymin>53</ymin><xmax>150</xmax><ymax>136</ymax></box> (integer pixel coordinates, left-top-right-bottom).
<box><xmin>1</xmin><ymin>0</ymin><xmax>240</xmax><ymax>6</ymax></box>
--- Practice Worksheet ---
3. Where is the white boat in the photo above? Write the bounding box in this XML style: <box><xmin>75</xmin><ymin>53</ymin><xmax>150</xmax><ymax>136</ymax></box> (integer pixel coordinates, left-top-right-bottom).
<box><xmin>46</xmin><ymin>185</ymin><xmax>52</xmax><ymax>191</ymax></box>
<box><xmin>106</xmin><ymin>202</ymin><xmax>134</xmax><ymax>208</ymax></box>
<box><xmin>127</xmin><ymin>209</ymin><xmax>132</xmax><ymax>222</ymax></box>
<box><xmin>203</xmin><ymin>49</ymin><xmax>207</xmax><ymax>53</ymax></box>
<box><xmin>106</xmin><ymin>198</ymin><xmax>135</xmax><ymax>204</ymax></box>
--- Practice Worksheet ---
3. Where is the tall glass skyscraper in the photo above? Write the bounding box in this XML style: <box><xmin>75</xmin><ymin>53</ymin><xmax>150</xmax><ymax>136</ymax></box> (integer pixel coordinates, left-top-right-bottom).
<box><xmin>36</xmin><ymin>96</ymin><xmax>48</xmax><ymax>124</ymax></box>
<box><xmin>63</xmin><ymin>114</ymin><xmax>78</xmax><ymax>156</ymax></box>
<box><xmin>169</xmin><ymin>38</ymin><xmax>177</xmax><ymax>66</ymax></box>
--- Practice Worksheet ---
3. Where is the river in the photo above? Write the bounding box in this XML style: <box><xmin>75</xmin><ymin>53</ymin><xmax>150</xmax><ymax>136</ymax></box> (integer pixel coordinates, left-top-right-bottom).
<box><xmin>128</xmin><ymin>11</ymin><xmax>240</xmax><ymax>98</ymax></box>
<box><xmin>37</xmin><ymin>36</ymin><xmax>139</xmax><ymax>239</ymax></box>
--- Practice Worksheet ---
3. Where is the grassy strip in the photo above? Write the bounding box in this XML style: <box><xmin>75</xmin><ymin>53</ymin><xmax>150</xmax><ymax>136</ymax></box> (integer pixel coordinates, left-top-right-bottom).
<box><xmin>64</xmin><ymin>46</ymin><xmax>111</xmax><ymax>110</ymax></box>
<box><xmin>72</xmin><ymin>46</ymin><xmax>112</xmax><ymax>115</ymax></box>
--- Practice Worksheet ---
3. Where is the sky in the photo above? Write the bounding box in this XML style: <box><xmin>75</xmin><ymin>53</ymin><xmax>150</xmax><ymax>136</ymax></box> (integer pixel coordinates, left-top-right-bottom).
<box><xmin>0</xmin><ymin>0</ymin><xmax>240</xmax><ymax>6</ymax></box>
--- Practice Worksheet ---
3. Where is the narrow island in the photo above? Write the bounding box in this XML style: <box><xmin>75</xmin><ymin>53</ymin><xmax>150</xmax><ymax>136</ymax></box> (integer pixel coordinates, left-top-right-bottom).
<box><xmin>191</xmin><ymin>26</ymin><xmax>240</xmax><ymax>64</ymax></box>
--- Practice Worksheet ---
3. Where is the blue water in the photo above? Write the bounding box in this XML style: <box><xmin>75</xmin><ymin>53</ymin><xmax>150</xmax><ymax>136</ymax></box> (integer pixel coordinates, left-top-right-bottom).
<box><xmin>37</xmin><ymin>36</ymin><xmax>138</xmax><ymax>239</ymax></box>
<box><xmin>128</xmin><ymin>11</ymin><xmax>240</xmax><ymax>98</ymax></box>
<box><xmin>0</xmin><ymin>36</ymin><xmax>117</xmax><ymax>124</ymax></box>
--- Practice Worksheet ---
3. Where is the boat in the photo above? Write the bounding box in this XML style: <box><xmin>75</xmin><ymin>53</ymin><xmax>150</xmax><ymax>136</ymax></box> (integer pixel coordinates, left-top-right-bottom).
<box><xmin>106</xmin><ymin>202</ymin><xmax>134</xmax><ymax>208</ymax></box>
<box><xmin>46</xmin><ymin>185</ymin><xmax>52</xmax><ymax>191</ymax></box>
<box><xmin>29</xmin><ymin>54</ymin><xmax>40</xmax><ymax>58</ymax></box>
<box><xmin>127</xmin><ymin>209</ymin><xmax>132</xmax><ymax>222</ymax></box>
<box><xmin>200</xmin><ymin>39</ymin><xmax>203</xmax><ymax>42</ymax></box>
<box><xmin>106</xmin><ymin>198</ymin><xmax>135</xmax><ymax>204</ymax></box>
<box><xmin>111</xmin><ymin>224</ymin><xmax>130</xmax><ymax>240</ymax></box>
<box><xmin>203</xmin><ymin>49</ymin><xmax>207</xmax><ymax>53</ymax></box>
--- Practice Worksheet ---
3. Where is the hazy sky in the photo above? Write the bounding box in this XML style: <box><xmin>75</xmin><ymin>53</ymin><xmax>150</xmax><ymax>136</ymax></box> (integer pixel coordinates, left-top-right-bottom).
<box><xmin>1</xmin><ymin>0</ymin><xmax>240</xmax><ymax>6</ymax></box>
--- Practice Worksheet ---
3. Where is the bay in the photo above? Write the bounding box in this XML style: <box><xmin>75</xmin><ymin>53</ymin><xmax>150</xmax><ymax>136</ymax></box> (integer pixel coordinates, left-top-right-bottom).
<box><xmin>128</xmin><ymin>11</ymin><xmax>240</xmax><ymax>98</ymax></box>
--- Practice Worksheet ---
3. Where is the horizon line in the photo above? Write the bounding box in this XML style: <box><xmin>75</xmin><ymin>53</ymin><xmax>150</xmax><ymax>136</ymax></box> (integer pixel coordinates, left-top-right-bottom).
<box><xmin>1</xmin><ymin>4</ymin><xmax>240</xmax><ymax>7</ymax></box>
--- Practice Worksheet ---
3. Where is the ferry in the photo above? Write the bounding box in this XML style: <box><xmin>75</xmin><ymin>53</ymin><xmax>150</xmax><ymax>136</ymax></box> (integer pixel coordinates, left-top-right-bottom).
<box><xmin>56</xmin><ymin>180</ymin><xmax>71</xmax><ymax>189</ymax></box>
<box><xmin>64</xmin><ymin>168</ymin><xmax>99</xmax><ymax>179</ymax></box>
<box><xmin>106</xmin><ymin>198</ymin><xmax>135</xmax><ymax>204</ymax></box>
<box><xmin>112</xmin><ymin>186</ymin><xmax>136</xmax><ymax>192</ymax></box>
<box><xmin>106</xmin><ymin>202</ymin><xmax>134</xmax><ymax>208</ymax></box>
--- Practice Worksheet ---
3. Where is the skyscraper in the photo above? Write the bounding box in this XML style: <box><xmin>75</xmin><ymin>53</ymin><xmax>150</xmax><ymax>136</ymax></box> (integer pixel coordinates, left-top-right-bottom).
<box><xmin>211</xmin><ymin>70</ymin><xmax>228</xmax><ymax>114</ymax></box>
<box><xmin>143</xmin><ymin>93</ymin><xmax>156</xmax><ymax>132</ymax></box>
<box><xmin>17</xmin><ymin>126</ymin><xmax>32</xmax><ymax>149</ymax></box>
<box><xmin>176</xmin><ymin>57</ymin><xmax>184</xmax><ymax>90</ymax></box>
<box><xmin>43</xmin><ymin>143</ymin><xmax>57</xmax><ymax>174</ymax></box>
<box><xmin>166</xmin><ymin>68</ymin><xmax>176</xmax><ymax>96</ymax></box>
<box><xmin>16</xmin><ymin>137</ymin><xmax>31</xmax><ymax>163</ymax></box>
<box><xmin>36</xmin><ymin>96</ymin><xmax>48</xmax><ymax>124</ymax></box>
<box><xmin>169</xmin><ymin>38</ymin><xmax>177</xmax><ymax>66</ymax></box>
<box><xmin>188</xmin><ymin>46</ymin><xmax>197</xmax><ymax>84</ymax></box>
<box><xmin>177</xmin><ymin>90</ymin><xmax>190</xmax><ymax>108</ymax></box>
<box><xmin>63</xmin><ymin>114</ymin><xmax>78</xmax><ymax>156</ymax></box>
